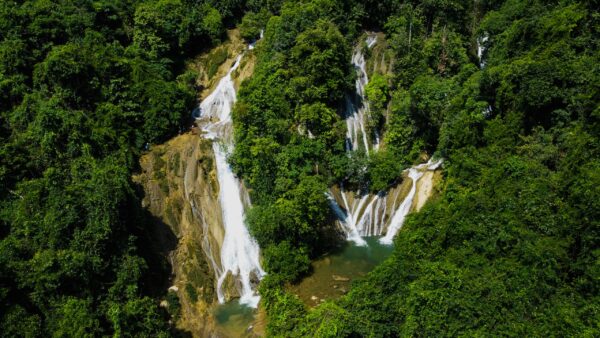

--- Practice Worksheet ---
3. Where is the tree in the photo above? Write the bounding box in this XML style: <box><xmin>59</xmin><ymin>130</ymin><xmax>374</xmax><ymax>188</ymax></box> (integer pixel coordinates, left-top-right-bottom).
<box><xmin>263</xmin><ymin>241</ymin><xmax>310</xmax><ymax>282</ymax></box>
<box><xmin>239</xmin><ymin>9</ymin><xmax>270</xmax><ymax>42</ymax></box>
<box><xmin>290</xmin><ymin>20</ymin><xmax>352</xmax><ymax>105</ymax></box>
<box><xmin>368</xmin><ymin>149</ymin><xmax>404</xmax><ymax>192</ymax></box>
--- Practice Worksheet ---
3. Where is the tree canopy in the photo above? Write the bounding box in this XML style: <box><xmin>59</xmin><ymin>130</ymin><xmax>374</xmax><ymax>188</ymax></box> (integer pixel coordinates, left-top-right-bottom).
<box><xmin>0</xmin><ymin>0</ymin><xmax>230</xmax><ymax>335</ymax></box>
<box><xmin>1</xmin><ymin>0</ymin><xmax>598</xmax><ymax>336</ymax></box>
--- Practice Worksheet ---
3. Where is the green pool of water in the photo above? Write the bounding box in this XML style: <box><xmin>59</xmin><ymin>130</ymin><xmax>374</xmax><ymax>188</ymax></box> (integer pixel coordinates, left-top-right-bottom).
<box><xmin>214</xmin><ymin>237</ymin><xmax>393</xmax><ymax>335</ymax></box>
<box><xmin>213</xmin><ymin>300</ymin><xmax>257</xmax><ymax>337</ymax></box>
<box><xmin>289</xmin><ymin>236</ymin><xmax>394</xmax><ymax>306</ymax></box>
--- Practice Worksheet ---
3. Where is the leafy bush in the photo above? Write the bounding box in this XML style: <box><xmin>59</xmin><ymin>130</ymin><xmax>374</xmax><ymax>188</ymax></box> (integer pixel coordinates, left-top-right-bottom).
<box><xmin>263</xmin><ymin>241</ymin><xmax>310</xmax><ymax>282</ymax></box>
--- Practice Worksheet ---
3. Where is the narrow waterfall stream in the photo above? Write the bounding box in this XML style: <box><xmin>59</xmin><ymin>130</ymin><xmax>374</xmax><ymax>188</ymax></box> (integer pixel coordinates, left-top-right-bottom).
<box><xmin>331</xmin><ymin>34</ymin><xmax>443</xmax><ymax>246</ymax></box>
<box><xmin>477</xmin><ymin>33</ymin><xmax>489</xmax><ymax>69</ymax></box>
<box><xmin>344</xmin><ymin>35</ymin><xmax>377</xmax><ymax>153</ymax></box>
<box><xmin>196</xmin><ymin>55</ymin><xmax>265</xmax><ymax>308</ymax></box>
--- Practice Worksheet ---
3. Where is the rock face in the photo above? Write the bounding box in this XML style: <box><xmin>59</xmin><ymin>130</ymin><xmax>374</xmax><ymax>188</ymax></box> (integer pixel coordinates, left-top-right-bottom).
<box><xmin>135</xmin><ymin>134</ymin><xmax>228</xmax><ymax>336</ymax></box>
<box><xmin>413</xmin><ymin>169</ymin><xmax>443</xmax><ymax>212</ymax></box>
<box><xmin>329</xmin><ymin>159</ymin><xmax>442</xmax><ymax>242</ymax></box>
<box><xmin>132</xmin><ymin>29</ymin><xmax>258</xmax><ymax>338</ymax></box>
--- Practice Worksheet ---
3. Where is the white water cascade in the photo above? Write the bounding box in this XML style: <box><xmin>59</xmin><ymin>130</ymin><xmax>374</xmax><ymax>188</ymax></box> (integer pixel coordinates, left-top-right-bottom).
<box><xmin>477</xmin><ymin>33</ymin><xmax>489</xmax><ymax>68</ymax></box>
<box><xmin>248</xmin><ymin>30</ymin><xmax>264</xmax><ymax>50</ymax></box>
<box><xmin>196</xmin><ymin>55</ymin><xmax>265</xmax><ymax>308</ymax></box>
<box><xmin>344</xmin><ymin>35</ymin><xmax>378</xmax><ymax>153</ymax></box>
<box><xmin>331</xmin><ymin>34</ymin><xmax>443</xmax><ymax>245</ymax></box>
<box><xmin>327</xmin><ymin>192</ymin><xmax>367</xmax><ymax>246</ymax></box>
<box><xmin>332</xmin><ymin>159</ymin><xmax>442</xmax><ymax>246</ymax></box>
<box><xmin>379</xmin><ymin>159</ymin><xmax>442</xmax><ymax>244</ymax></box>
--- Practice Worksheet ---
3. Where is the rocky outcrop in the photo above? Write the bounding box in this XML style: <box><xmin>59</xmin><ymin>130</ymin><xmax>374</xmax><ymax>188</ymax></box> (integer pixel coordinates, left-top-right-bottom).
<box><xmin>135</xmin><ymin>134</ymin><xmax>225</xmax><ymax>336</ymax></box>
<box><xmin>413</xmin><ymin>169</ymin><xmax>443</xmax><ymax>212</ymax></box>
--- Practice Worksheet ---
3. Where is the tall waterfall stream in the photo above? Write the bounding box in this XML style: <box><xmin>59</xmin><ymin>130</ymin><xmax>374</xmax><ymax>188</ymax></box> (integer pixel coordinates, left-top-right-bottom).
<box><xmin>195</xmin><ymin>55</ymin><xmax>265</xmax><ymax>308</ymax></box>
<box><xmin>330</xmin><ymin>35</ymin><xmax>442</xmax><ymax>246</ymax></box>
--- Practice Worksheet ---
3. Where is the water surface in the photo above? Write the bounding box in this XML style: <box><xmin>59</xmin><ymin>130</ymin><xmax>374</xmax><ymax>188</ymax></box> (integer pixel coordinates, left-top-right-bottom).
<box><xmin>213</xmin><ymin>300</ymin><xmax>258</xmax><ymax>337</ymax></box>
<box><xmin>289</xmin><ymin>237</ymin><xmax>393</xmax><ymax>306</ymax></box>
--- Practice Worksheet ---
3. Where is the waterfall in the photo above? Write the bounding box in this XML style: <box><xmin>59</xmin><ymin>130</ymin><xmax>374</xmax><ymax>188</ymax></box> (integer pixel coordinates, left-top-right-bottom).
<box><xmin>196</xmin><ymin>55</ymin><xmax>265</xmax><ymax>308</ymax></box>
<box><xmin>379</xmin><ymin>160</ymin><xmax>441</xmax><ymax>244</ymax></box>
<box><xmin>331</xmin><ymin>34</ymin><xmax>443</xmax><ymax>245</ymax></box>
<box><xmin>344</xmin><ymin>35</ymin><xmax>375</xmax><ymax>153</ymax></box>
<box><xmin>334</xmin><ymin>35</ymin><xmax>386</xmax><ymax>242</ymax></box>
<box><xmin>248</xmin><ymin>29</ymin><xmax>264</xmax><ymax>50</ymax></box>
<box><xmin>378</xmin><ymin>167</ymin><xmax>423</xmax><ymax>245</ymax></box>
<box><xmin>327</xmin><ymin>193</ymin><xmax>366</xmax><ymax>246</ymax></box>
<box><xmin>477</xmin><ymin>34</ymin><xmax>489</xmax><ymax>68</ymax></box>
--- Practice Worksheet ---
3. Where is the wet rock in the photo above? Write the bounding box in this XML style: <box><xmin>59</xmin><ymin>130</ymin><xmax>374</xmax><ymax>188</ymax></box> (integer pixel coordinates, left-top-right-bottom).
<box><xmin>332</xmin><ymin>275</ymin><xmax>350</xmax><ymax>282</ymax></box>
<box><xmin>221</xmin><ymin>271</ymin><xmax>240</xmax><ymax>302</ymax></box>
<box><xmin>249</xmin><ymin>271</ymin><xmax>260</xmax><ymax>287</ymax></box>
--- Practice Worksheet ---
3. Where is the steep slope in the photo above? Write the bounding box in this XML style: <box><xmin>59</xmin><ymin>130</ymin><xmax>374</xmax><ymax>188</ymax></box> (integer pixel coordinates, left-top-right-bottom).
<box><xmin>136</xmin><ymin>135</ymin><xmax>221</xmax><ymax>335</ymax></box>
<box><xmin>133</xmin><ymin>30</ymin><xmax>258</xmax><ymax>337</ymax></box>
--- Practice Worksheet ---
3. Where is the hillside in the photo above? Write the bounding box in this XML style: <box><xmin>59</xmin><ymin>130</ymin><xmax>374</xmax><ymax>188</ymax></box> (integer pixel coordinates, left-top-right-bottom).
<box><xmin>1</xmin><ymin>1</ymin><xmax>598</xmax><ymax>337</ymax></box>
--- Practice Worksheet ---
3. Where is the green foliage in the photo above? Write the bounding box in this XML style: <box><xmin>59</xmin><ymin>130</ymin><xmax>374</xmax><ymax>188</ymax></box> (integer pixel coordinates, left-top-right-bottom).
<box><xmin>263</xmin><ymin>241</ymin><xmax>310</xmax><ymax>282</ymax></box>
<box><xmin>206</xmin><ymin>47</ymin><xmax>229</xmax><ymax>79</ymax></box>
<box><xmin>407</xmin><ymin>75</ymin><xmax>457</xmax><ymax>150</ymax></box>
<box><xmin>133</xmin><ymin>0</ymin><xmax>223</xmax><ymax>59</ymax></box>
<box><xmin>185</xmin><ymin>283</ymin><xmax>198</xmax><ymax>303</ymax></box>
<box><xmin>0</xmin><ymin>0</ymin><xmax>226</xmax><ymax>335</ymax></box>
<box><xmin>165</xmin><ymin>290</ymin><xmax>181</xmax><ymax>319</ymax></box>
<box><xmin>51</xmin><ymin>297</ymin><xmax>100</xmax><ymax>337</ymax></box>
<box><xmin>231</xmin><ymin>3</ymin><xmax>356</xmax><ymax>289</ymax></box>
<box><xmin>289</xmin><ymin>20</ymin><xmax>352</xmax><ymax>104</ymax></box>
<box><xmin>422</xmin><ymin>28</ymin><xmax>469</xmax><ymax>77</ymax></box>
<box><xmin>368</xmin><ymin>149</ymin><xmax>404</xmax><ymax>192</ymax></box>
<box><xmin>364</xmin><ymin>73</ymin><xmax>389</xmax><ymax>113</ymax></box>
<box><xmin>274</xmin><ymin>0</ymin><xmax>600</xmax><ymax>336</ymax></box>
<box><xmin>364</xmin><ymin>73</ymin><xmax>389</xmax><ymax>133</ymax></box>
<box><xmin>239</xmin><ymin>9</ymin><xmax>270</xmax><ymax>42</ymax></box>
<box><xmin>261</xmin><ymin>283</ymin><xmax>307</xmax><ymax>336</ymax></box>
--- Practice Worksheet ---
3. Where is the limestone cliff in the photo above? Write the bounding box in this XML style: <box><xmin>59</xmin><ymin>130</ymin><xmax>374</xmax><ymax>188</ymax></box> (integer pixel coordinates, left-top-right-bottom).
<box><xmin>133</xmin><ymin>30</ymin><xmax>257</xmax><ymax>337</ymax></box>
<box><xmin>135</xmin><ymin>134</ymin><xmax>221</xmax><ymax>336</ymax></box>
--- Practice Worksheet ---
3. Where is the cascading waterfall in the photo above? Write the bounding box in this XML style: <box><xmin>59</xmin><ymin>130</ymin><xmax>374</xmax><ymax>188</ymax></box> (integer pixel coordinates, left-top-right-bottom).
<box><xmin>332</xmin><ymin>159</ymin><xmax>441</xmax><ymax>246</ymax></box>
<box><xmin>477</xmin><ymin>33</ymin><xmax>489</xmax><ymax>68</ymax></box>
<box><xmin>331</xmin><ymin>34</ymin><xmax>443</xmax><ymax>245</ymax></box>
<box><xmin>196</xmin><ymin>55</ymin><xmax>265</xmax><ymax>308</ymax></box>
<box><xmin>344</xmin><ymin>35</ymin><xmax>377</xmax><ymax>153</ymax></box>
<box><xmin>332</xmin><ymin>34</ymin><xmax>381</xmax><ymax>246</ymax></box>
<box><xmin>379</xmin><ymin>159</ymin><xmax>442</xmax><ymax>244</ymax></box>
<box><xmin>327</xmin><ymin>193</ymin><xmax>366</xmax><ymax>246</ymax></box>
